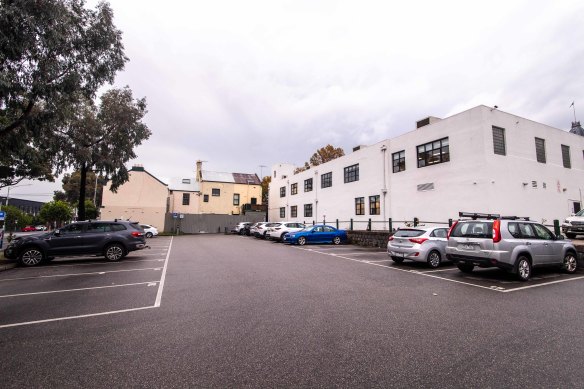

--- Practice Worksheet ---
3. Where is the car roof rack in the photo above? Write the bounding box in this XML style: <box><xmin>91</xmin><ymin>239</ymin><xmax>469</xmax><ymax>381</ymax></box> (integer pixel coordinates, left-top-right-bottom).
<box><xmin>500</xmin><ymin>216</ymin><xmax>530</xmax><ymax>221</ymax></box>
<box><xmin>459</xmin><ymin>212</ymin><xmax>500</xmax><ymax>220</ymax></box>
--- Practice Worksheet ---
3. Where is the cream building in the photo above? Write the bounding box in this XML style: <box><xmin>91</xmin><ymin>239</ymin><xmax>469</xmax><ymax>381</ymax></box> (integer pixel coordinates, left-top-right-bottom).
<box><xmin>168</xmin><ymin>177</ymin><xmax>200</xmax><ymax>214</ymax></box>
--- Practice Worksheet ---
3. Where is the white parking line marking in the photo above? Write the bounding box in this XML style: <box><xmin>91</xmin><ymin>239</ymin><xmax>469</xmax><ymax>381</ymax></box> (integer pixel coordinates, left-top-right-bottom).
<box><xmin>0</xmin><ymin>306</ymin><xmax>156</xmax><ymax>329</ymax></box>
<box><xmin>0</xmin><ymin>281</ymin><xmax>160</xmax><ymax>299</ymax></box>
<box><xmin>154</xmin><ymin>236</ymin><xmax>173</xmax><ymax>307</ymax></box>
<box><xmin>0</xmin><ymin>267</ymin><xmax>163</xmax><ymax>282</ymax></box>
<box><xmin>364</xmin><ymin>259</ymin><xmax>392</xmax><ymax>263</ymax></box>
<box><xmin>419</xmin><ymin>268</ymin><xmax>459</xmax><ymax>273</ymax></box>
<box><xmin>502</xmin><ymin>275</ymin><xmax>584</xmax><ymax>293</ymax></box>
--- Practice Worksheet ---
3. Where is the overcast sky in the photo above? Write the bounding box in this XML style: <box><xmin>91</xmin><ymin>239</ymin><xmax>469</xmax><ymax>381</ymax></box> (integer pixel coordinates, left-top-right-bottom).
<box><xmin>9</xmin><ymin>0</ymin><xmax>584</xmax><ymax>202</ymax></box>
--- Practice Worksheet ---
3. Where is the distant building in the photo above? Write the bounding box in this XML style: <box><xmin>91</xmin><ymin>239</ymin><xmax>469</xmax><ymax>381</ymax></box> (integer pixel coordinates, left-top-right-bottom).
<box><xmin>0</xmin><ymin>196</ymin><xmax>45</xmax><ymax>216</ymax></box>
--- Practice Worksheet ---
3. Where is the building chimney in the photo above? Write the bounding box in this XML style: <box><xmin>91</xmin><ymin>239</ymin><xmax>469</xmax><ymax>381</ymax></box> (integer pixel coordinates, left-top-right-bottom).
<box><xmin>196</xmin><ymin>160</ymin><xmax>203</xmax><ymax>182</ymax></box>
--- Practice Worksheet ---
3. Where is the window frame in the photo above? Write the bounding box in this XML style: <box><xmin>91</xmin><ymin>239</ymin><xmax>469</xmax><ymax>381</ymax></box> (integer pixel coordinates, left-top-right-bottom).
<box><xmin>280</xmin><ymin>186</ymin><xmax>286</xmax><ymax>197</ymax></box>
<box><xmin>291</xmin><ymin>183</ymin><xmax>298</xmax><ymax>195</ymax></box>
<box><xmin>291</xmin><ymin>205</ymin><xmax>297</xmax><ymax>218</ymax></box>
<box><xmin>321</xmin><ymin>172</ymin><xmax>332</xmax><ymax>188</ymax></box>
<box><xmin>369</xmin><ymin>195</ymin><xmax>380</xmax><ymax>215</ymax></box>
<box><xmin>233</xmin><ymin>193</ymin><xmax>240</xmax><ymax>206</ymax></box>
<box><xmin>561</xmin><ymin>144</ymin><xmax>571</xmax><ymax>168</ymax></box>
<box><xmin>203</xmin><ymin>194</ymin><xmax>209</xmax><ymax>202</ymax></box>
<box><xmin>280</xmin><ymin>207</ymin><xmax>285</xmax><ymax>218</ymax></box>
<box><xmin>304</xmin><ymin>178</ymin><xmax>313</xmax><ymax>192</ymax></box>
<box><xmin>212</xmin><ymin>188</ymin><xmax>221</xmax><ymax>197</ymax></box>
<box><xmin>304</xmin><ymin>204</ymin><xmax>313</xmax><ymax>217</ymax></box>
<box><xmin>182</xmin><ymin>193</ymin><xmax>190</xmax><ymax>206</ymax></box>
<box><xmin>417</xmin><ymin>137</ymin><xmax>450</xmax><ymax>168</ymax></box>
<box><xmin>355</xmin><ymin>197</ymin><xmax>365</xmax><ymax>215</ymax></box>
<box><xmin>535</xmin><ymin>137</ymin><xmax>546</xmax><ymax>163</ymax></box>
<box><xmin>392</xmin><ymin>150</ymin><xmax>405</xmax><ymax>173</ymax></box>
<box><xmin>492</xmin><ymin>126</ymin><xmax>506</xmax><ymax>156</ymax></box>
<box><xmin>344</xmin><ymin>164</ymin><xmax>359</xmax><ymax>183</ymax></box>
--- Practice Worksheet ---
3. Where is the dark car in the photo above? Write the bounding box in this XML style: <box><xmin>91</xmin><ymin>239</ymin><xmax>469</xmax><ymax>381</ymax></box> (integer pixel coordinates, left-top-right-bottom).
<box><xmin>4</xmin><ymin>220</ymin><xmax>148</xmax><ymax>266</ymax></box>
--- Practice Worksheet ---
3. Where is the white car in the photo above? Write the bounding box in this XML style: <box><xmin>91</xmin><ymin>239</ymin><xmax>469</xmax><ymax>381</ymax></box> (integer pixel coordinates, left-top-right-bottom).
<box><xmin>140</xmin><ymin>224</ymin><xmax>159</xmax><ymax>238</ymax></box>
<box><xmin>254</xmin><ymin>222</ymin><xmax>279</xmax><ymax>239</ymax></box>
<box><xmin>562</xmin><ymin>209</ymin><xmax>584</xmax><ymax>239</ymax></box>
<box><xmin>249</xmin><ymin>222</ymin><xmax>268</xmax><ymax>237</ymax></box>
<box><xmin>266</xmin><ymin>222</ymin><xmax>306</xmax><ymax>241</ymax></box>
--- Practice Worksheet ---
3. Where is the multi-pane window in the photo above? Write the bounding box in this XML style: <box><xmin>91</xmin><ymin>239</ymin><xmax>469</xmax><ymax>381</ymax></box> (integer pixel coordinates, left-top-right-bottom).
<box><xmin>304</xmin><ymin>204</ymin><xmax>313</xmax><ymax>217</ymax></box>
<box><xmin>392</xmin><ymin>150</ymin><xmax>405</xmax><ymax>173</ymax></box>
<box><xmin>203</xmin><ymin>194</ymin><xmax>209</xmax><ymax>202</ymax></box>
<box><xmin>212</xmin><ymin>188</ymin><xmax>220</xmax><ymax>196</ymax></box>
<box><xmin>561</xmin><ymin>145</ymin><xmax>571</xmax><ymax>168</ymax></box>
<box><xmin>280</xmin><ymin>207</ymin><xmax>285</xmax><ymax>218</ymax></box>
<box><xmin>304</xmin><ymin>178</ymin><xmax>313</xmax><ymax>192</ymax></box>
<box><xmin>344</xmin><ymin>164</ymin><xmax>359</xmax><ymax>183</ymax></box>
<box><xmin>369</xmin><ymin>195</ymin><xmax>380</xmax><ymax>215</ymax></box>
<box><xmin>182</xmin><ymin>193</ymin><xmax>190</xmax><ymax>205</ymax></box>
<box><xmin>492</xmin><ymin>126</ymin><xmax>506</xmax><ymax>155</ymax></box>
<box><xmin>291</xmin><ymin>183</ymin><xmax>298</xmax><ymax>195</ymax></box>
<box><xmin>355</xmin><ymin>197</ymin><xmax>365</xmax><ymax>215</ymax></box>
<box><xmin>291</xmin><ymin>205</ymin><xmax>297</xmax><ymax>218</ymax></box>
<box><xmin>321</xmin><ymin>172</ymin><xmax>332</xmax><ymax>188</ymax></box>
<box><xmin>280</xmin><ymin>186</ymin><xmax>286</xmax><ymax>197</ymax></box>
<box><xmin>535</xmin><ymin>138</ymin><xmax>546</xmax><ymax>163</ymax></box>
<box><xmin>233</xmin><ymin>193</ymin><xmax>240</xmax><ymax>206</ymax></box>
<box><xmin>417</xmin><ymin>137</ymin><xmax>450</xmax><ymax>168</ymax></box>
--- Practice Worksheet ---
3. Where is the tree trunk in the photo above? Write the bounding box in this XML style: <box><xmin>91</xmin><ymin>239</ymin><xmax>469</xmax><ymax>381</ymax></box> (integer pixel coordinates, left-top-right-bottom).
<box><xmin>78</xmin><ymin>163</ymin><xmax>87</xmax><ymax>221</ymax></box>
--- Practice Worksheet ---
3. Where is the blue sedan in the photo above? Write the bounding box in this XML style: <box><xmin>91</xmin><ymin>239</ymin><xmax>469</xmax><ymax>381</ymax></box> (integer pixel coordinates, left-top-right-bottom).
<box><xmin>283</xmin><ymin>224</ymin><xmax>348</xmax><ymax>245</ymax></box>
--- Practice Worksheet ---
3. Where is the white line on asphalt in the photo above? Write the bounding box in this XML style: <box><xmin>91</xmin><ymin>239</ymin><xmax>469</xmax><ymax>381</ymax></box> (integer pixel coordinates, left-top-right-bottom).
<box><xmin>24</xmin><ymin>258</ymin><xmax>166</xmax><ymax>268</ymax></box>
<box><xmin>419</xmin><ymin>268</ymin><xmax>459</xmax><ymax>273</ymax></box>
<box><xmin>0</xmin><ymin>281</ymin><xmax>160</xmax><ymax>299</ymax></box>
<box><xmin>502</xmin><ymin>275</ymin><xmax>584</xmax><ymax>293</ymax></box>
<box><xmin>0</xmin><ymin>305</ymin><xmax>156</xmax><ymax>329</ymax></box>
<box><xmin>0</xmin><ymin>267</ymin><xmax>163</xmax><ymax>282</ymax></box>
<box><xmin>334</xmin><ymin>252</ymin><xmax>388</xmax><ymax>256</ymax></box>
<box><xmin>154</xmin><ymin>236</ymin><xmax>173</xmax><ymax>307</ymax></box>
<box><xmin>363</xmin><ymin>259</ymin><xmax>392</xmax><ymax>263</ymax></box>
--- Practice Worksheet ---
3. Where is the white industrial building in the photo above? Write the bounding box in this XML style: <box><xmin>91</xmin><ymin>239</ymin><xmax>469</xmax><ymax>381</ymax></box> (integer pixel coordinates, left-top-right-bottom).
<box><xmin>268</xmin><ymin>105</ymin><xmax>584</xmax><ymax>230</ymax></box>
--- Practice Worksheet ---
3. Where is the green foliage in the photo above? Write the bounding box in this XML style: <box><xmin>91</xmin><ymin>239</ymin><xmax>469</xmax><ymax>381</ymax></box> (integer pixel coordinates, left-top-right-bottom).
<box><xmin>39</xmin><ymin>201</ymin><xmax>72</xmax><ymax>227</ymax></box>
<box><xmin>294</xmin><ymin>144</ymin><xmax>345</xmax><ymax>173</ymax></box>
<box><xmin>0</xmin><ymin>205</ymin><xmax>32</xmax><ymax>231</ymax></box>
<box><xmin>59</xmin><ymin>171</ymin><xmax>105</xmax><ymax>205</ymax></box>
<box><xmin>84</xmin><ymin>200</ymin><xmax>98</xmax><ymax>220</ymax></box>
<box><xmin>261</xmin><ymin>176</ymin><xmax>271</xmax><ymax>204</ymax></box>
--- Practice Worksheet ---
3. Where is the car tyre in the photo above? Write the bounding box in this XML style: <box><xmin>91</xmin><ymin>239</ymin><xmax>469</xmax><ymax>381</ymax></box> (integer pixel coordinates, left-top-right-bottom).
<box><xmin>457</xmin><ymin>263</ymin><xmax>474</xmax><ymax>273</ymax></box>
<box><xmin>391</xmin><ymin>256</ymin><xmax>404</xmax><ymax>263</ymax></box>
<box><xmin>104</xmin><ymin>243</ymin><xmax>125</xmax><ymax>262</ymax></box>
<box><xmin>298</xmin><ymin>237</ymin><xmax>306</xmax><ymax>246</ymax></box>
<box><xmin>563</xmin><ymin>252</ymin><xmax>578</xmax><ymax>274</ymax></box>
<box><xmin>20</xmin><ymin>247</ymin><xmax>45</xmax><ymax>267</ymax></box>
<box><xmin>280</xmin><ymin>232</ymin><xmax>287</xmax><ymax>241</ymax></box>
<box><xmin>145</xmin><ymin>232</ymin><xmax>153</xmax><ymax>238</ymax></box>
<box><xmin>333</xmin><ymin>236</ymin><xmax>341</xmax><ymax>245</ymax></box>
<box><xmin>427</xmin><ymin>250</ymin><xmax>441</xmax><ymax>268</ymax></box>
<box><xmin>515</xmin><ymin>255</ymin><xmax>531</xmax><ymax>281</ymax></box>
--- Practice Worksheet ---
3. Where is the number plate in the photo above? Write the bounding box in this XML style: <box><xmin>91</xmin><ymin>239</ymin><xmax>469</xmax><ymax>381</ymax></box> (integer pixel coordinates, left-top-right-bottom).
<box><xmin>460</xmin><ymin>244</ymin><xmax>477</xmax><ymax>251</ymax></box>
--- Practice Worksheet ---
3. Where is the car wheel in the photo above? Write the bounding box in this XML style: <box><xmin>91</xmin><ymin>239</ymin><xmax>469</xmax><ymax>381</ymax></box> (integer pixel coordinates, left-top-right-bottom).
<box><xmin>145</xmin><ymin>232</ymin><xmax>153</xmax><ymax>238</ymax></box>
<box><xmin>298</xmin><ymin>237</ymin><xmax>306</xmax><ymax>246</ymax></box>
<box><xmin>391</xmin><ymin>256</ymin><xmax>404</xmax><ymax>263</ymax></box>
<box><xmin>281</xmin><ymin>232</ymin><xmax>287</xmax><ymax>241</ymax></box>
<box><xmin>457</xmin><ymin>263</ymin><xmax>474</xmax><ymax>273</ymax></box>
<box><xmin>105</xmin><ymin>243</ymin><xmax>125</xmax><ymax>262</ymax></box>
<box><xmin>20</xmin><ymin>248</ymin><xmax>44</xmax><ymax>266</ymax></box>
<box><xmin>515</xmin><ymin>255</ymin><xmax>531</xmax><ymax>281</ymax></box>
<box><xmin>427</xmin><ymin>250</ymin><xmax>441</xmax><ymax>268</ymax></box>
<box><xmin>563</xmin><ymin>252</ymin><xmax>578</xmax><ymax>274</ymax></box>
<box><xmin>566</xmin><ymin>233</ymin><xmax>576</xmax><ymax>239</ymax></box>
<box><xmin>333</xmin><ymin>236</ymin><xmax>341</xmax><ymax>245</ymax></box>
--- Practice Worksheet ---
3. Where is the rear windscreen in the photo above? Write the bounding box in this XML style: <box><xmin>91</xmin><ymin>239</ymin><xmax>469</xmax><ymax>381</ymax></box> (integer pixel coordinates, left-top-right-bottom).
<box><xmin>451</xmin><ymin>221</ymin><xmax>493</xmax><ymax>238</ymax></box>
<box><xmin>393</xmin><ymin>229</ymin><xmax>425</xmax><ymax>238</ymax></box>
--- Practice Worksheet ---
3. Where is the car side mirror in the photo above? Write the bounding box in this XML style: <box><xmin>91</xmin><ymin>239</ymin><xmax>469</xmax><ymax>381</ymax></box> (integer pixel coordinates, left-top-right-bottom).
<box><xmin>54</xmin><ymin>230</ymin><xmax>61</xmax><ymax>237</ymax></box>
<box><xmin>556</xmin><ymin>234</ymin><xmax>565</xmax><ymax>240</ymax></box>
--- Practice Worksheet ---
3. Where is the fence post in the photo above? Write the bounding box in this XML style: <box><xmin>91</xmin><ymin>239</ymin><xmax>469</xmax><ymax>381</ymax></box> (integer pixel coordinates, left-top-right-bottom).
<box><xmin>367</xmin><ymin>218</ymin><xmax>372</xmax><ymax>231</ymax></box>
<box><xmin>448</xmin><ymin>218</ymin><xmax>453</xmax><ymax>227</ymax></box>
<box><xmin>388</xmin><ymin>218</ymin><xmax>392</xmax><ymax>232</ymax></box>
<box><xmin>414</xmin><ymin>217</ymin><xmax>419</xmax><ymax>227</ymax></box>
<box><xmin>336</xmin><ymin>219</ymin><xmax>339</xmax><ymax>229</ymax></box>
<box><xmin>553</xmin><ymin>219</ymin><xmax>561</xmax><ymax>236</ymax></box>
<box><xmin>313</xmin><ymin>220</ymin><xmax>315</xmax><ymax>226</ymax></box>
<box><xmin>350</xmin><ymin>218</ymin><xmax>353</xmax><ymax>231</ymax></box>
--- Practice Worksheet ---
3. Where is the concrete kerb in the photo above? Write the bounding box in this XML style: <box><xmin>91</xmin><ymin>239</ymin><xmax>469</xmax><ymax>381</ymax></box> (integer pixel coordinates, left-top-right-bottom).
<box><xmin>0</xmin><ymin>260</ymin><xmax>17</xmax><ymax>272</ymax></box>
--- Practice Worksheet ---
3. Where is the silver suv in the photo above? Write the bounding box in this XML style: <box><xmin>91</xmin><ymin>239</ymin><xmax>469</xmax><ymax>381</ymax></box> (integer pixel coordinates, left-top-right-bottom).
<box><xmin>446</xmin><ymin>212</ymin><xmax>578</xmax><ymax>281</ymax></box>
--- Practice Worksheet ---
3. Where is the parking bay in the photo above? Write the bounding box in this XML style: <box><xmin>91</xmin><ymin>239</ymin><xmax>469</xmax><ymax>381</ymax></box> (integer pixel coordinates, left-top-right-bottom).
<box><xmin>0</xmin><ymin>237</ymin><xmax>172</xmax><ymax>328</ymax></box>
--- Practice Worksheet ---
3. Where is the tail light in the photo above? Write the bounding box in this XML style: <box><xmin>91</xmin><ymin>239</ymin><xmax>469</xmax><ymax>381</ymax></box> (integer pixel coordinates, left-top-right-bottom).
<box><xmin>388</xmin><ymin>236</ymin><xmax>394</xmax><ymax>241</ymax></box>
<box><xmin>493</xmin><ymin>220</ymin><xmax>501</xmax><ymax>243</ymax></box>
<box><xmin>447</xmin><ymin>220</ymin><xmax>459</xmax><ymax>239</ymax></box>
<box><xmin>409</xmin><ymin>237</ymin><xmax>428</xmax><ymax>244</ymax></box>
<box><xmin>131</xmin><ymin>231</ymin><xmax>143</xmax><ymax>237</ymax></box>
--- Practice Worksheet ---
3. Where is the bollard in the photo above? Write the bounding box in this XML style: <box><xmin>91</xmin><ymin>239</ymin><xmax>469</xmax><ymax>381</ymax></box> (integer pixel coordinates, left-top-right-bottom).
<box><xmin>388</xmin><ymin>218</ymin><xmax>392</xmax><ymax>232</ymax></box>
<box><xmin>367</xmin><ymin>218</ymin><xmax>372</xmax><ymax>231</ymax></box>
<box><xmin>414</xmin><ymin>217</ymin><xmax>419</xmax><ymax>227</ymax></box>
<box><xmin>336</xmin><ymin>219</ymin><xmax>339</xmax><ymax>229</ymax></box>
<box><xmin>350</xmin><ymin>218</ymin><xmax>353</xmax><ymax>231</ymax></box>
<box><xmin>553</xmin><ymin>219</ymin><xmax>561</xmax><ymax>236</ymax></box>
<box><xmin>448</xmin><ymin>218</ymin><xmax>453</xmax><ymax>227</ymax></box>
<box><xmin>224</xmin><ymin>227</ymin><xmax>229</xmax><ymax>235</ymax></box>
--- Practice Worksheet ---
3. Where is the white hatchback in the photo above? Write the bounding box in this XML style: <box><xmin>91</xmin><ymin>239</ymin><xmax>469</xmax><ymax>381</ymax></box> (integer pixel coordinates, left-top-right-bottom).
<box><xmin>266</xmin><ymin>222</ymin><xmax>306</xmax><ymax>241</ymax></box>
<box><xmin>140</xmin><ymin>224</ymin><xmax>159</xmax><ymax>238</ymax></box>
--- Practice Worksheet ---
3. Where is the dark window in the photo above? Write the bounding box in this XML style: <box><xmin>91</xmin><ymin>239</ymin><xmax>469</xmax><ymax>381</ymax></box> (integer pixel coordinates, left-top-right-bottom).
<box><xmin>87</xmin><ymin>223</ymin><xmax>111</xmax><ymax>233</ymax></box>
<box><xmin>291</xmin><ymin>183</ymin><xmax>298</xmax><ymax>195</ymax></box>
<box><xmin>392</xmin><ymin>150</ymin><xmax>405</xmax><ymax>173</ymax></box>
<box><xmin>535</xmin><ymin>138</ymin><xmax>546</xmax><ymax>163</ymax></box>
<box><xmin>291</xmin><ymin>206</ymin><xmax>297</xmax><ymax>218</ymax></box>
<box><xmin>251</xmin><ymin>197</ymin><xmax>257</xmax><ymax>205</ymax></box>
<box><xmin>233</xmin><ymin>193</ymin><xmax>240</xmax><ymax>206</ymax></box>
<box><xmin>321</xmin><ymin>172</ymin><xmax>332</xmax><ymax>188</ymax></box>
<box><xmin>304</xmin><ymin>204</ymin><xmax>313</xmax><ymax>217</ymax></box>
<box><xmin>417</xmin><ymin>137</ymin><xmax>450</xmax><ymax>168</ymax></box>
<box><xmin>203</xmin><ymin>194</ymin><xmax>209</xmax><ymax>202</ymax></box>
<box><xmin>369</xmin><ymin>195</ymin><xmax>380</xmax><ymax>215</ymax></box>
<box><xmin>280</xmin><ymin>207</ymin><xmax>285</xmax><ymax>218</ymax></box>
<box><xmin>60</xmin><ymin>224</ymin><xmax>84</xmax><ymax>235</ymax></box>
<box><xmin>430</xmin><ymin>228</ymin><xmax>448</xmax><ymax>238</ymax></box>
<box><xmin>355</xmin><ymin>197</ymin><xmax>365</xmax><ymax>215</ymax></box>
<box><xmin>344</xmin><ymin>164</ymin><xmax>359</xmax><ymax>183</ymax></box>
<box><xmin>492</xmin><ymin>126</ymin><xmax>506</xmax><ymax>155</ymax></box>
<box><xmin>212</xmin><ymin>188</ymin><xmax>220</xmax><ymax>196</ymax></box>
<box><xmin>110</xmin><ymin>224</ymin><xmax>126</xmax><ymax>232</ymax></box>
<box><xmin>561</xmin><ymin>145</ymin><xmax>571</xmax><ymax>168</ymax></box>
<box><xmin>304</xmin><ymin>178</ymin><xmax>313</xmax><ymax>192</ymax></box>
<box><xmin>280</xmin><ymin>186</ymin><xmax>286</xmax><ymax>197</ymax></box>
<box><xmin>182</xmin><ymin>193</ymin><xmax>190</xmax><ymax>205</ymax></box>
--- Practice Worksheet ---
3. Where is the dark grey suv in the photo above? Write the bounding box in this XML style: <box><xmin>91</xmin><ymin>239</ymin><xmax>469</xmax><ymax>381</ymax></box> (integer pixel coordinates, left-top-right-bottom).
<box><xmin>3</xmin><ymin>220</ymin><xmax>148</xmax><ymax>266</ymax></box>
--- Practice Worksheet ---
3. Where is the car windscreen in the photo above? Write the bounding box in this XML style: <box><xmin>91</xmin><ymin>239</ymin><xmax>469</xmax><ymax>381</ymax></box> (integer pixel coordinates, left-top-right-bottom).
<box><xmin>450</xmin><ymin>221</ymin><xmax>493</xmax><ymax>238</ymax></box>
<box><xmin>393</xmin><ymin>229</ymin><xmax>425</xmax><ymax>238</ymax></box>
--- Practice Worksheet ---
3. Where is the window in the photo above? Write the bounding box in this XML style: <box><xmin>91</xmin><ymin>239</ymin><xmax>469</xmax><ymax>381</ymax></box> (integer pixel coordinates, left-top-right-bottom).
<box><xmin>492</xmin><ymin>126</ymin><xmax>506</xmax><ymax>155</ymax></box>
<box><xmin>212</xmin><ymin>188</ymin><xmax>220</xmax><ymax>196</ymax></box>
<box><xmin>369</xmin><ymin>195</ymin><xmax>380</xmax><ymax>215</ymax></box>
<box><xmin>355</xmin><ymin>197</ymin><xmax>365</xmax><ymax>215</ymax></box>
<box><xmin>304</xmin><ymin>204</ymin><xmax>313</xmax><ymax>217</ymax></box>
<box><xmin>233</xmin><ymin>193</ymin><xmax>240</xmax><ymax>206</ymax></box>
<box><xmin>304</xmin><ymin>178</ymin><xmax>313</xmax><ymax>192</ymax></box>
<box><xmin>182</xmin><ymin>178</ymin><xmax>191</xmax><ymax>184</ymax></box>
<box><xmin>291</xmin><ymin>205</ymin><xmax>297</xmax><ymax>218</ymax></box>
<box><xmin>60</xmin><ymin>224</ymin><xmax>84</xmax><ymax>235</ymax></box>
<box><xmin>344</xmin><ymin>164</ymin><xmax>359</xmax><ymax>183</ymax></box>
<box><xmin>280</xmin><ymin>207</ymin><xmax>285</xmax><ymax>218</ymax></box>
<box><xmin>561</xmin><ymin>145</ymin><xmax>571</xmax><ymax>168</ymax></box>
<box><xmin>392</xmin><ymin>150</ymin><xmax>405</xmax><ymax>173</ymax></box>
<box><xmin>203</xmin><ymin>194</ymin><xmax>209</xmax><ymax>202</ymax></box>
<box><xmin>291</xmin><ymin>183</ymin><xmax>298</xmax><ymax>195</ymax></box>
<box><xmin>182</xmin><ymin>193</ymin><xmax>190</xmax><ymax>205</ymax></box>
<box><xmin>535</xmin><ymin>137</ymin><xmax>546</xmax><ymax>163</ymax></box>
<box><xmin>417</xmin><ymin>137</ymin><xmax>449</xmax><ymax>168</ymax></box>
<box><xmin>251</xmin><ymin>197</ymin><xmax>257</xmax><ymax>205</ymax></box>
<box><xmin>87</xmin><ymin>223</ymin><xmax>111</xmax><ymax>233</ymax></box>
<box><xmin>321</xmin><ymin>172</ymin><xmax>332</xmax><ymax>188</ymax></box>
<box><xmin>280</xmin><ymin>186</ymin><xmax>286</xmax><ymax>197</ymax></box>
